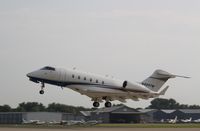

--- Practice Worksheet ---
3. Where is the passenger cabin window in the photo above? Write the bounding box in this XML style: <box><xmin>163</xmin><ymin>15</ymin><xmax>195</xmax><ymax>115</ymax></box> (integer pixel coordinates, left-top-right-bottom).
<box><xmin>78</xmin><ymin>76</ymin><xmax>80</xmax><ymax>79</ymax></box>
<box><xmin>90</xmin><ymin>78</ymin><xmax>92</xmax><ymax>82</ymax></box>
<box><xmin>40</xmin><ymin>66</ymin><xmax>55</xmax><ymax>71</ymax></box>
<box><xmin>102</xmin><ymin>81</ymin><xmax>104</xmax><ymax>85</ymax></box>
<box><xmin>96</xmin><ymin>80</ymin><xmax>98</xmax><ymax>83</ymax></box>
<box><xmin>84</xmin><ymin>77</ymin><xmax>86</xmax><ymax>80</ymax></box>
<box><xmin>72</xmin><ymin>74</ymin><xmax>75</xmax><ymax>78</ymax></box>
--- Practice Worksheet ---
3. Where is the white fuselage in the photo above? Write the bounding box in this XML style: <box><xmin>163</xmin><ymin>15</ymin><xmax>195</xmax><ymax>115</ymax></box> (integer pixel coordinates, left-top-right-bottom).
<box><xmin>27</xmin><ymin>67</ymin><xmax>152</xmax><ymax>93</ymax></box>
<box><xmin>27</xmin><ymin>66</ymin><xmax>178</xmax><ymax>107</ymax></box>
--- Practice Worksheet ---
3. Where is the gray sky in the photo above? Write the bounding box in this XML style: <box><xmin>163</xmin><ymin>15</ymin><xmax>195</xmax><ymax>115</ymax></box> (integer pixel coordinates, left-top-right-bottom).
<box><xmin>0</xmin><ymin>0</ymin><xmax>199</xmax><ymax>108</ymax></box>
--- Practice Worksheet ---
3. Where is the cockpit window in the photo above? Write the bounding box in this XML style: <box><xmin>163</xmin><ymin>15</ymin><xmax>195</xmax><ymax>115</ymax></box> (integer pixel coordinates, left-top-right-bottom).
<box><xmin>40</xmin><ymin>66</ymin><xmax>55</xmax><ymax>71</ymax></box>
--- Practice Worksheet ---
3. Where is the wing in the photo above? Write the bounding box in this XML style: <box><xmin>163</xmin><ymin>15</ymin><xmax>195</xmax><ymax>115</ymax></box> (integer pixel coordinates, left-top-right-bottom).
<box><xmin>67</xmin><ymin>85</ymin><xmax>130</xmax><ymax>102</ymax></box>
<box><xmin>67</xmin><ymin>85</ymin><xmax>163</xmax><ymax>102</ymax></box>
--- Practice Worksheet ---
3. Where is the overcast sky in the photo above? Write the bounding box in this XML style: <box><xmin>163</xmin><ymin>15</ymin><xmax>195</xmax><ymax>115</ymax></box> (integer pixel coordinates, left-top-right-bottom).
<box><xmin>0</xmin><ymin>0</ymin><xmax>199</xmax><ymax>108</ymax></box>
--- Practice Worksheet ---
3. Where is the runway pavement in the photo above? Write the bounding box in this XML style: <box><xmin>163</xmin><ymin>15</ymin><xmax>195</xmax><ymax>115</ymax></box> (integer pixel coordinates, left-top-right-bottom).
<box><xmin>0</xmin><ymin>128</ymin><xmax>200</xmax><ymax>131</ymax></box>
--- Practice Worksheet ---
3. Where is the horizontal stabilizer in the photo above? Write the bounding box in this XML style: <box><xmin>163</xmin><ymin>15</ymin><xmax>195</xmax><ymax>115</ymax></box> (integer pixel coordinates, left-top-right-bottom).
<box><xmin>159</xmin><ymin>86</ymin><xmax>169</xmax><ymax>95</ymax></box>
<box><xmin>173</xmin><ymin>75</ymin><xmax>191</xmax><ymax>79</ymax></box>
<box><xmin>157</xmin><ymin>70</ymin><xmax>191</xmax><ymax>79</ymax></box>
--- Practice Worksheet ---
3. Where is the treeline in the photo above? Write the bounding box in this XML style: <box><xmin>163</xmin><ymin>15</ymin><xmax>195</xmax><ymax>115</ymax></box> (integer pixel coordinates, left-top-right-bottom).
<box><xmin>147</xmin><ymin>98</ymin><xmax>200</xmax><ymax>109</ymax></box>
<box><xmin>0</xmin><ymin>102</ymin><xmax>92</xmax><ymax>114</ymax></box>
<box><xmin>0</xmin><ymin>98</ymin><xmax>200</xmax><ymax>113</ymax></box>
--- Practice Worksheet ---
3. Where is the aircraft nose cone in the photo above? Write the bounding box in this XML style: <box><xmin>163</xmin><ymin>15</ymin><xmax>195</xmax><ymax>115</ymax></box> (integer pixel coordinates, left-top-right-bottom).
<box><xmin>26</xmin><ymin>72</ymin><xmax>32</xmax><ymax>77</ymax></box>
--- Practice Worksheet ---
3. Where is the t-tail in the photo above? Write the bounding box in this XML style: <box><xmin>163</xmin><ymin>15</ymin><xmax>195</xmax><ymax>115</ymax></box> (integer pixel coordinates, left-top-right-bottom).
<box><xmin>142</xmin><ymin>69</ymin><xmax>190</xmax><ymax>92</ymax></box>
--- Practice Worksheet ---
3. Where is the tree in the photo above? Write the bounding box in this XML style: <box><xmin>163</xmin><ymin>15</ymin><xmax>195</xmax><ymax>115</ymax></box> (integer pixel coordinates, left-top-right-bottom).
<box><xmin>46</xmin><ymin>103</ymin><xmax>91</xmax><ymax>114</ymax></box>
<box><xmin>188</xmin><ymin>105</ymin><xmax>200</xmax><ymax>109</ymax></box>
<box><xmin>179</xmin><ymin>104</ymin><xmax>189</xmax><ymax>109</ymax></box>
<box><xmin>16</xmin><ymin>102</ymin><xmax>46</xmax><ymax>112</ymax></box>
<box><xmin>168</xmin><ymin>98</ymin><xmax>180</xmax><ymax>109</ymax></box>
<box><xmin>147</xmin><ymin>98</ymin><xmax>179</xmax><ymax>109</ymax></box>
<box><xmin>0</xmin><ymin>105</ymin><xmax>11</xmax><ymax>112</ymax></box>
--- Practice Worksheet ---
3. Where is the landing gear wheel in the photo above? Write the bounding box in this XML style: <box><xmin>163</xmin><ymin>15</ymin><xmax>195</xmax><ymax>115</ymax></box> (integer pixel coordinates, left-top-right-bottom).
<box><xmin>39</xmin><ymin>82</ymin><xmax>45</xmax><ymax>95</ymax></box>
<box><xmin>39</xmin><ymin>90</ymin><xmax>44</xmax><ymax>95</ymax></box>
<box><xmin>105</xmin><ymin>102</ymin><xmax>112</xmax><ymax>107</ymax></box>
<box><xmin>93</xmin><ymin>102</ymin><xmax>100</xmax><ymax>108</ymax></box>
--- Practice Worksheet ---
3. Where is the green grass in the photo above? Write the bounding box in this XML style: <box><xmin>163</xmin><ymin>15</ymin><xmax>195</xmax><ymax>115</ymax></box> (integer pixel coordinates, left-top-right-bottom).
<box><xmin>0</xmin><ymin>123</ymin><xmax>200</xmax><ymax>128</ymax></box>
<box><xmin>95</xmin><ymin>123</ymin><xmax>200</xmax><ymax>128</ymax></box>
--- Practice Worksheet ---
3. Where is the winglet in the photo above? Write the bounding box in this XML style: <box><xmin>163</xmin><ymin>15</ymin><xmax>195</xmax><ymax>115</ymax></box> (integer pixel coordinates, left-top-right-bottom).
<box><xmin>159</xmin><ymin>86</ymin><xmax>169</xmax><ymax>95</ymax></box>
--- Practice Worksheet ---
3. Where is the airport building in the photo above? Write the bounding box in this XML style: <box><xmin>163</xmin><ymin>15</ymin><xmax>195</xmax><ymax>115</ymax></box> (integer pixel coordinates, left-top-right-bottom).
<box><xmin>139</xmin><ymin>109</ymin><xmax>157</xmax><ymax>123</ymax></box>
<box><xmin>0</xmin><ymin>112</ymin><xmax>76</xmax><ymax>124</ymax></box>
<box><xmin>168</xmin><ymin>109</ymin><xmax>200</xmax><ymax>120</ymax></box>
<box><xmin>81</xmin><ymin>105</ymin><xmax>200</xmax><ymax>123</ymax></box>
<box><xmin>0</xmin><ymin>112</ymin><xmax>22</xmax><ymax>124</ymax></box>
<box><xmin>81</xmin><ymin>105</ymin><xmax>143</xmax><ymax>123</ymax></box>
<box><xmin>149</xmin><ymin>109</ymin><xmax>176</xmax><ymax>122</ymax></box>
<box><xmin>143</xmin><ymin>109</ymin><xmax>200</xmax><ymax>122</ymax></box>
<box><xmin>1</xmin><ymin>106</ymin><xmax>200</xmax><ymax>124</ymax></box>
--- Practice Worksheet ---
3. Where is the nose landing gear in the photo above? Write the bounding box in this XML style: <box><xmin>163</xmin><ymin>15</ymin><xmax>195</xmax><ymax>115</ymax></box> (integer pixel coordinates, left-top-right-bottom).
<box><xmin>39</xmin><ymin>82</ymin><xmax>45</xmax><ymax>95</ymax></box>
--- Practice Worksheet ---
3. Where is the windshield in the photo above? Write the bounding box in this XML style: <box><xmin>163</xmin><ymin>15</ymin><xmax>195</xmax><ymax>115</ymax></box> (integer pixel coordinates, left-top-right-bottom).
<box><xmin>40</xmin><ymin>66</ymin><xmax>55</xmax><ymax>71</ymax></box>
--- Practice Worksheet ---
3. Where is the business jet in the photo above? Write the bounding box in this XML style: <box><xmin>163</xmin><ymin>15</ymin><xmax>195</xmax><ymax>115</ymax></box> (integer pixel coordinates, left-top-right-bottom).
<box><xmin>181</xmin><ymin>117</ymin><xmax>192</xmax><ymax>123</ymax></box>
<box><xmin>26</xmin><ymin>66</ymin><xmax>189</xmax><ymax>108</ymax></box>
<box><xmin>168</xmin><ymin>116</ymin><xmax>178</xmax><ymax>124</ymax></box>
<box><xmin>66</xmin><ymin>120</ymin><xmax>85</xmax><ymax>126</ymax></box>
<box><xmin>194</xmin><ymin>119</ymin><xmax>200</xmax><ymax>123</ymax></box>
<box><xmin>22</xmin><ymin>119</ymin><xmax>45</xmax><ymax>125</ymax></box>
<box><xmin>22</xmin><ymin>119</ymin><xmax>38</xmax><ymax>124</ymax></box>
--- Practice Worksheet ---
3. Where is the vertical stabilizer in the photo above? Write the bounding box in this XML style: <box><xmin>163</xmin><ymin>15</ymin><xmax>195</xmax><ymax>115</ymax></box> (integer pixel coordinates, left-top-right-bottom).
<box><xmin>141</xmin><ymin>69</ymin><xmax>189</xmax><ymax>92</ymax></box>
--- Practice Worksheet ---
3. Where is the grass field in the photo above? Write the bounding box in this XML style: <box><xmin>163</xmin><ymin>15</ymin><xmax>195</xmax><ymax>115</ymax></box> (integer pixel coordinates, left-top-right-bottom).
<box><xmin>0</xmin><ymin>124</ymin><xmax>200</xmax><ymax>128</ymax></box>
<box><xmin>96</xmin><ymin>123</ymin><xmax>200</xmax><ymax>128</ymax></box>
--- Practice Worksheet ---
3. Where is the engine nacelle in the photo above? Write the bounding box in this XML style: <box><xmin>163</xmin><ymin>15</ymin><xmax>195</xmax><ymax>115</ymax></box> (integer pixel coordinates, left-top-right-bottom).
<box><xmin>122</xmin><ymin>80</ymin><xmax>150</xmax><ymax>92</ymax></box>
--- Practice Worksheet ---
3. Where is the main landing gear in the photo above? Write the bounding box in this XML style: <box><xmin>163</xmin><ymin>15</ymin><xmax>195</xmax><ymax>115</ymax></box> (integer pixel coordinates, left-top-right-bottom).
<box><xmin>105</xmin><ymin>101</ymin><xmax>112</xmax><ymax>108</ymax></box>
<box><xmin>39</xmin><ymin>82</ymin><xmax>45</xmax><ymax>95</ymax></box>
<box><xmin>93</xmin><ymin>102</ymin><xmax>100</xmax><ymax>108</ymax></box>
<box><xmin>92</xmin><ymin>101</ymin><xmax>112</xmax><ymax>108</ymax></box>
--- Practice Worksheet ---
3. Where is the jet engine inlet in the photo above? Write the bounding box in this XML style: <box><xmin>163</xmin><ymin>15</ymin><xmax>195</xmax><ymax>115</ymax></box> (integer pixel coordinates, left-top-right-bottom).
<box><xmin>123</xmin><ymin>81</ymin><xmax>127</xmax><ymax>88</ymax></box>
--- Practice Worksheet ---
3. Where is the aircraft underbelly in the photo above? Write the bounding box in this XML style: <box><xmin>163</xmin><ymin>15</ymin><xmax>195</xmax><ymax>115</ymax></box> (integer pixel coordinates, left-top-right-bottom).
<box><xmin>68</xmin><ymin>85</ymin><xmax>127</xmax><ymax>96</ymax></box>
<box><xmin>67</xmin><ymin>85</ymin><xmax>151</xmax><ymax>99</ymax></box>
